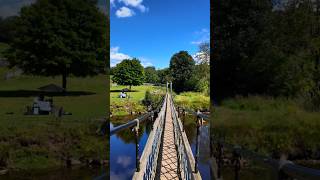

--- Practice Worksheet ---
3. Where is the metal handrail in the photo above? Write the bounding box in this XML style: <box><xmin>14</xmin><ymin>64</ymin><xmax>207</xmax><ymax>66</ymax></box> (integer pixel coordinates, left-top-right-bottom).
<box><xmin>110</xmin><ymin>95</ymin><xmax>165</xmax><ymax>136</ymax></box>
<box><xmin>132</xmin><ymin>93</ymin><xmax>168</xmax><ymax>179</ymax></box>
<box><xmin>169</xmin><ymin>94</ymin><xmax>202</xmax><ymax>180</ymax></box>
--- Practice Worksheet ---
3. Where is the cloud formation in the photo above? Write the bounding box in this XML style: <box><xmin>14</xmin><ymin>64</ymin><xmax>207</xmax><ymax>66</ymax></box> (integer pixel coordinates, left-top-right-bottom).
<box><xmin>110</xmin><ymin>47</ymin><xmax>153</xmax><ymax>67</ymax></box>
<box><xmin>191</xmin><ymin>28</ymin><xmax>210</xmax><ymax>45</ymax></box>
<box><xmin>119</xmin><ymin>0</ymin><xmax>148</xmax><ymax>12</ymax></box>
<box><xmin>115</xmin><ymin>6</ymin><xmax>135</xmax><ymax>18</ymax></box>
<box><xmin>113</xmin><ymin>0</ymin><xmax>148</xmax><ymax>18</ymax></box>
<box><xmin>110</xmin><ymin>47</ymin><xmax>131</xmax><ymax>67</ymax></box>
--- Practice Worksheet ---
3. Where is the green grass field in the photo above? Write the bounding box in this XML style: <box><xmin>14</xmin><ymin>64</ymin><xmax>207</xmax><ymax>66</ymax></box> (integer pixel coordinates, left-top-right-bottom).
<box><xmin>110</xmin><ymin>84</ymin><xmax>165</xmax><ymax>116</ymax></box>
<box><xmin>174</xmin><ymin>92</ymin><xmax>210</xmax><ymax>111</ymax></box>
<box><xmin>212</xmin><ymin>96</ymin><xmax>320</xmax><ymax>160</ymax></box>
<box><xmin>0</xmin><ymin>67</ymin><xmax>107</xmax><ymax>171</ymax></box>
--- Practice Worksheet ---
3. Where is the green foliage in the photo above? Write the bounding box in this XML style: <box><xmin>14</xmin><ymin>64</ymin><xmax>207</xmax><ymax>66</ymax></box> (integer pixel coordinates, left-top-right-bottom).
<box><xmin>5</xmin><ymin>0</ymin><xmax>107</xmax><ymax>89</ymax></box>
<box><xmin>213</xmin><ymin>96</ymin><xmax>320</xmax><ymax>157</ymax></box>
<box><xmin>0</xmin><ymin>16</ymin><xmax>18</xmax><ymax>43</ymax></box>
<box><xmin>169</xmin><ymin>51</ymin><xmax>195</xmax><ymax>93</ymax></box>
<box><xmin>157</xmin><ymin>68</ymin><xmax>171</xmax><ymax>84</ymax></box>
<box><xmin>144</xmin><ymin>66</ymin><xmax>159</xmax><ymax>84</ymax></box>
<box><xmin>212</xmin><ymin>0</ymin><xmax>319</xmax><ymax>103</ymax></box>
<box><xmin>112</xmin><ymin>59</ymin><xmax>145</xmax><ymax>89</ymax></box>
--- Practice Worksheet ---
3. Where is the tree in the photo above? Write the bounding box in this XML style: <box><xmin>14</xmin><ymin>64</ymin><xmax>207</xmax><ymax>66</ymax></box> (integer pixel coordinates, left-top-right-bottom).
<box><xmin>0</xmin><ymin>16</ymin><xmax>18</xmax><ymax>43</ymax></box>
<box><xmin>144</xmin><ymin>66</ymin><xmax>159</xmax><ymax>84</ymax></box>
<box><xmin>5</xmin><ymin>0</ymin><xmax>107</xmax><ymax>90</ymax></box>
<box><xmin>112</xmin><ymin>58</ymin><xmax>145</xmax><ymax>90</ymax></box>
<box><xmin>169</xmin><ymin>51</ymin><xmax>195</xmax><ymax>93</ymax></box>
<box><xmin>194</xmin><ymin>42</ymin><xmax>210</xmax><ymax>94</ymax></box>
<box><xmin>157</xmin><ymin>68</ymin><xmax>172</xmax><ymax>85</ymax></box>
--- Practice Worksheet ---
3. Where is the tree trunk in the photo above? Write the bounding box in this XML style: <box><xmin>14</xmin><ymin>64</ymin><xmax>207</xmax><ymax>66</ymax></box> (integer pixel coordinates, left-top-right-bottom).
<box><xmin>129</xmin><ymin>85</ymin><xmax>131</xmax><ymax>91</ymax></box>
<box><xmin>62</xmin><ymin>72</ymin><xmax>67</xmax><ymax>92</ymax></box>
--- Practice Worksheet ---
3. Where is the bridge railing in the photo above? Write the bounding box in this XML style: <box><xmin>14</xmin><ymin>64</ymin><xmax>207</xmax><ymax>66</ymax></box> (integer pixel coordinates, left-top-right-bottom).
<box><xmin>169</xmin><ymin>94</ymin><xmax>202</xmax><ymax>180</ymax></box>
<box><xmin>110</xmin><ymin>95</ymin><xmax>165</xmax><ymax>136</ymax></box>
<box><xmin>132</xmin><ymin>93</ymin><xmax>167</xmax><ymax>180</ymax></box>
<box><xmin>210</xmin><ymin>130</ymin><xmax>320</xmax><ymax>180</ymax></box>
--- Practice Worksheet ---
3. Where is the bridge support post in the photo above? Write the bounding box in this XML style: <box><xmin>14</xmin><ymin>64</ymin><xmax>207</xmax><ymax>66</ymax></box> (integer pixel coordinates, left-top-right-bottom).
<box><xmin>133</xmin><ymin>120</ymin><xmax>140</xmax><ymax>172</ymax></box>
<box><xmin>195</xmin><ymin>111</ymin><xmax>201</xmax><ymax>173</ymax></box>
<box><xmin>217</xmin><ymin>141</ymin><xmax>224</xmax><ymax>178</ymax></box>
<box><xmin>232</xmin><ymin>146</ymin><xmax>241</xmax><ymax>180</ymax></box>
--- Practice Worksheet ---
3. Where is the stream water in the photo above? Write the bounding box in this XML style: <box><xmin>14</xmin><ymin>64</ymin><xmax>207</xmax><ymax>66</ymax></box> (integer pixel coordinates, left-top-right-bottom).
<box><xmin>110</xmin><ymin>114</ymin><xmax>211</xmax><ymax>180</ymax></box>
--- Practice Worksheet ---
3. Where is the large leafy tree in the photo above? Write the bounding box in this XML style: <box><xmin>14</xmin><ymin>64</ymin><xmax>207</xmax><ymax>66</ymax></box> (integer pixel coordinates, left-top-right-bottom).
<box><xmin>5</xmin><ymin>0</ymin><xmax>107</xmax><ymax>90</ymax></box>
<box><xmin>169</xmin><ymin>51</ymin><xmax>195</xmax><ymax>93</ymax></box>
<box><xmin>144</xmin><ymin>66</ymin><xmax>159</xmax><ymax>84</ymax></box>
<box><xmin>112</xmin><ymin>58</ymin><xmax>145</xmax><ymax>90</ymax></box>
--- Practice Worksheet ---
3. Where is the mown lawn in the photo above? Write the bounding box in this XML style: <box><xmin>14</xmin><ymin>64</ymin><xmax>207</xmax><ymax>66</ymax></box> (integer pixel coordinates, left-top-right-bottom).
<box><xmin>212</xmin><ymin>96</ymin><xmax>320</xmax><ymax>161</ymax></box>
<box><xmin>110</xmin><ymin>84</ymin><xmax>165</xmax><ymax>116</ymax></box>
<box><xmin>0</xmin><ymin>68</ymin><xmax>107</xmax><ymax>171</ymax></box>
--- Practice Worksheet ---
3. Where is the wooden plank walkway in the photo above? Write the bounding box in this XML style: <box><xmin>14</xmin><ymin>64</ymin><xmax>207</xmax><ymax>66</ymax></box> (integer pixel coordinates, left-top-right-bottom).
<box><xmin>159</xmin><ymin>97</ymin><xmax>179</xmax><ymax>180</ymax></box>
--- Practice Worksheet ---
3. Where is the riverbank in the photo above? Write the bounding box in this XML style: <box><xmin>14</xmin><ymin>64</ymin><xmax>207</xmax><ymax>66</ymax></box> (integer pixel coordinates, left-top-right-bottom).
<box><xmin>110</xmin><ymin>84</ymin><xmax>165</xmax><ymax>116</ymax></box>
<box><xmin>0</xmin><ymin>68</ymin><xmax>107</xmax><ymax>171</ymax></box>
<box><xmin>212</xmin><ymin>95</ymin><xmax>320</xmax><ymax>163</ymax></box>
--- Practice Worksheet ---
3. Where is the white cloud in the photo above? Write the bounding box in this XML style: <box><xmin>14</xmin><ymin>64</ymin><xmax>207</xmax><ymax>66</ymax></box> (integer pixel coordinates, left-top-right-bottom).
<box><xmin>116</xmin><ymin>156</ymin><xmax>132</xmax><ymax>168</ymax></box>
<box><xmin>115</xmin><ymin>6</ymin><xmax>135</xmax><ymax>18</ymax></box>
<box><xmin>191</xmin><ymin>28</ymin><xmax>210</xmax><ymax>45</ymax></box>
<box><xmin>110</xmin><ymin>47</ymin><xmax>131</xmax><ymax>67</ymax></box>
<box><xmin>110</xmin><ymin>47</ymin><xmax>153</xmax><ymax>67</ymax></box>
<box><xmin>118</xmin><ymin>0</ymin><xmax>148</xmax><ymax>12</ymax></box>
<box><xmin>139</xmin><ymin>57</ymin><xmax>153</xmax><ymax>67</ymax></box>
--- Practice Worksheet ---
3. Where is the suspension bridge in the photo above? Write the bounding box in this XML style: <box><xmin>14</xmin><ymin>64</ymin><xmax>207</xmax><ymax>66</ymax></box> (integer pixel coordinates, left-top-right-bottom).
<box><xmin>110</xmin><ymin>82</ymin><xmax>205</xmax><ymax>180</ymax></box>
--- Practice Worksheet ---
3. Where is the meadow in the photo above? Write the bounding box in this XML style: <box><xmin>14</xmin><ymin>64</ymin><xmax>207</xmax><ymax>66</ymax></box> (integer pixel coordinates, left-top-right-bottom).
<box><xmin>0</xmin><ymin>67</ymin><xmax>107</xmax><ymax>171</ymax></box>
<box><xmin>212</xmin><ymin>96</ymin><xmax>320</xmax><ymax>162</ymax></box>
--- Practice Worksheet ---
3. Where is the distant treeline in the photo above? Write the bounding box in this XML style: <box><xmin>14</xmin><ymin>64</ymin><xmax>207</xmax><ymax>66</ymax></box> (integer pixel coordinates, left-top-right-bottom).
<box><xmin>111</xmin><ymin>44</ymin><xmax>210</xmax><ymax>95</ymax></box>
<box><xmin>212</xmin><ymin>0</ymin><xmax>320</xmax><ymax>110</ymax></box>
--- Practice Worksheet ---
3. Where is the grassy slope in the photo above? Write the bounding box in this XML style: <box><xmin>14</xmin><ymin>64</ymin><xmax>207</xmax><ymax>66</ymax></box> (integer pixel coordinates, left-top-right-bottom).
<box><xmin>0</xmin><ymin>68</ymin><xmax>107</xmax><ymax>170</ymax></box>
<box><xmin>213</xmin><ymin>96</ymin><xmax>320</xmax><ymax>159</ymax></box>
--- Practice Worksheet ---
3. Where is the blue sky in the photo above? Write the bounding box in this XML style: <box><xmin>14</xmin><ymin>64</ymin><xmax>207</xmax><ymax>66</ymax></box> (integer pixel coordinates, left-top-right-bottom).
<box><xmin>110</xmin><ymin>0</ymin><xmax>210</xmax><ymax>69</ymax></box>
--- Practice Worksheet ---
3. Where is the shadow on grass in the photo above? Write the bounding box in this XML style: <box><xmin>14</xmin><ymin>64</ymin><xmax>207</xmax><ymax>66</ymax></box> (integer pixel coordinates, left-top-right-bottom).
<box><xmin>0</xmin><ymin>90</ymin><xmax>96</xmax><ymax>97</ymax></box>
<box><xmin>110</xmin><ymin>90</ymin><xmax>138</xmax><ymax>92</ymax></box>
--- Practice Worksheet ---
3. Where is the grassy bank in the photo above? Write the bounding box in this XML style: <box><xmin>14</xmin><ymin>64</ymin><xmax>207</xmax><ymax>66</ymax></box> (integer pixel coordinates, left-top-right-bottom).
<box><xmin>212</xmin><ymin>95</ymin><xmax>320</xmax><ymax>160</ymax></box>
<box><xmin>174</xmin><ymin>92</ymin><xmax>209</xmax><ymax>111</ymax></box>
<box><xmin>110</xmin><ymin>85</ymin><xmax>165</xmax><ymax>116</ymax></box>
<box><xmin>0</xmin><ymin>68</ymin><xmax>107</xmax><ymax>171</ymax></box>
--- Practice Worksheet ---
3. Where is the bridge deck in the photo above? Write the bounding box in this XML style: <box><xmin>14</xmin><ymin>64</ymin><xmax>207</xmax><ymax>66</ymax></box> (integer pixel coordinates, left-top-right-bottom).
<box><xmin>159</xmin><ymin>97</ymin><xmax>179</xmax><ymax>180</ymax></box>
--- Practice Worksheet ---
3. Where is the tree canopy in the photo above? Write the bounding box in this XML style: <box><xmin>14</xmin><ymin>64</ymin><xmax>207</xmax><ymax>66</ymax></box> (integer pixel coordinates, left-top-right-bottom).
<box><xmin>112</xmin><ymin>58</ymin><xmax>145</xmax><ymax>89</ymax></box>
<box><xmin>5</xmin><ymin>0</ymin><xmax>107</xmax><ymax>90</ymax></box>
<box><xmin>169</xmin><ymin>51</ymin><xmax>195</xmax><ymax>93</ymax></box>
<box><xmin>212</xmin><ymin>0</ymin><xmax>320</xmax><ymax>109</ymax></box>
<box><xmin>144</xmin><ymin>66</ymin><xmax>159</xmax><ymax>84</ymax></box>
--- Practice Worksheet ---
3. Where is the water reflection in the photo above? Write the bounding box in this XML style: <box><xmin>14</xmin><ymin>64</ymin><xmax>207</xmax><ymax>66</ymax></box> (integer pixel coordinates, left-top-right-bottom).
<box><xmin>0</xmin><ymin>166</ymin><xmax>106</xmax><ymax>180</ymax></box>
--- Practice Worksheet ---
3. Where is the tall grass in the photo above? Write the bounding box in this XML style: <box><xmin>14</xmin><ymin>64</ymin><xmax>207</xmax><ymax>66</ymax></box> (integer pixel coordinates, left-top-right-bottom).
<box><xmin>174</xmin><ymin>92</ymin><xmax>209</xmax><ymax>111</ymax></box>
<box><xmin>213</xmin><ymin>95</ymin><xmax>320</xmax><ymax>159</ymax></box>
